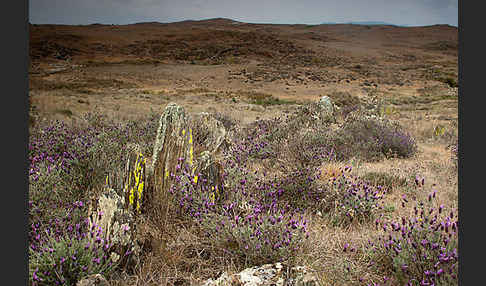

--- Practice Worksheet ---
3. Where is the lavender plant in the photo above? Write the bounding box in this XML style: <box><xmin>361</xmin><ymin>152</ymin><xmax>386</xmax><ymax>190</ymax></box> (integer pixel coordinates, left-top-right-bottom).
<box><xmin>200</xmin><ymin>206</ymin><xmax>308</xmax><ymax>266</ymax></box>
<box><xmin>29</xmin><ymin>202</ymin><xmax>124</xmax><ymax>286</ymax></box>
<box><xmin>28</xmin><ymin>112</ymin><xmax>158</xmax><ymax>284</ymax></box>
<box><xmin>29</xmin><ymin>119</ymin><xmax>99</xmax><ymax>221</ymax></box>
<box><xmin>325</xmin><ymin>166</ymin><xmax>386</xmax><ymax>226</ymax></box>
<box><xmin>236</xmin><ymin>118</ymin><xmax>284</xmax><ymax>160</ymax></box>
<box><xmin>335</xmin><ymin>114</ymin><xmax>417</xmax><ymax>161</ymax></box>
<box><xmin>29</xmin><ymin>112</ymin><xmax>159</xmax><ymax>215</ymax></box>
<box><xmin>366</xmin><ymin>187</ymin><xmax>458</xmax><ymax>285</ymax></box>
<box><xmin>255</xmin><ymin>166</ymin><xmax>326</xmax><ymax>212</ymax></box>
<box><xmin>165</xmin><ymin>154</ymin><xmax>310</xmax><ymax>266</ymax></box>
<box><xmin>283</xmin><ymin>130</ymin><xmax>337</xmax><ymax>168</ymax></box>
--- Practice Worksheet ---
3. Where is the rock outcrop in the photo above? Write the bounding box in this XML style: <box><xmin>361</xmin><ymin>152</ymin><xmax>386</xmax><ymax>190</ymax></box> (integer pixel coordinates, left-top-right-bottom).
<box><xmin>88</xmin><ymin>186</ymin><xmax>141</xmax><ymax>266</ymax></box>
<box><xmin>201</xmin><ymin>263</ymin><xmax>318</xmax><ymax>286</ymax></box>
<box><xmin>194</xmin><ymin>150</ymin><xmax>225</xmax><ymax>204</ymax></box>
<box><xmin>191</xmin><ymin>112</ymin><xmax>228</xmax><ymax>156</ymax></box>
<box><xmin>146</xmin><ymin>103</ymin><xmax>195</xmax><ymax>224</ymax></box>
<box><xmin>317</xmin><ymin>95</ymin><xmax>336</xmax><ymax>123</ymax></box>
<box><xmin>76</xmin><ymin>274</ymin><xmax>109</xmax><ymax>286</ymax></box>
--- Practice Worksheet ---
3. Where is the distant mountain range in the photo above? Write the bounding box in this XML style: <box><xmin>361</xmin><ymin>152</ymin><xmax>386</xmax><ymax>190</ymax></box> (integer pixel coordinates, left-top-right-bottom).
<box><xmin>320</xmin><ymin>21</ymin><xmax>407</xmax><ymax>27</ymax></box>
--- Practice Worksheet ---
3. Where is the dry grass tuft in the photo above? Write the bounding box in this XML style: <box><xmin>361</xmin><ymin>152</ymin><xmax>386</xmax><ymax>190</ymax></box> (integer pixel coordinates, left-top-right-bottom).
<box><xmin>319</xmin><ymin>162</ymin><xmax>346</xmax><ymax>183</ymax></box>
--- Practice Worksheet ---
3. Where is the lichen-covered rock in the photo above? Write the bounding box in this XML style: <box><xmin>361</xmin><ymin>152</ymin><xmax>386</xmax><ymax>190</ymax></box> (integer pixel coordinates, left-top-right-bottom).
<box><xmin>194</xmin><ymin>150</ymin><xmax>225</xmax><ymax>204</ymax></box>
<box><xmin>150</xmin><ymin>103</ymin><xmax>194</xmax><ymax>175</ymax></box>
<box><xmin>147</xmin><ymin>103</ymin><xmax>195</xmax><ymax>222</ymax></box>
<box><xmin>88</xmin><ymin>187</ymin><xmax>141</xmax><ymax>265</ymax></box>
<box><xmin>317</xmin><ymin>95</ymin><xmax>336</xmax><ymax>123</ymax></box>
<box><xmin>201</xmin><ymin>263</ymin><xmax>318</xmax><ymax>286</ymax></box>
<box><xmin>192</xmin><ymin>112</ymin><xmax>228</xmax><ymax>156</ymax></box>
<box><xmin>76</xmin><ymin>274</ymin><xmax>109</xmax><ymax>286</ymax></box>
<box><xmin>123</xmin><ymin>147</ymin><xmax>146</xmax><ymax>213</ymax></box>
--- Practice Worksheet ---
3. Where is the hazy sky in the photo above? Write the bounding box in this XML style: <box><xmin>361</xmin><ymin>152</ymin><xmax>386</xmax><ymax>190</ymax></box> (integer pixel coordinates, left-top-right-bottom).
<box><xmin>29</xmin><ymin>0</ymin><xmax>458</xmax><ymax>27</ymax></box>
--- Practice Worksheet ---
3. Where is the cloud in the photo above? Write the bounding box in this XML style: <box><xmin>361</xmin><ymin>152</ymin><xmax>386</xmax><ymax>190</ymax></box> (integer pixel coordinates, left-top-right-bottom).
<box><xmin>28</xmin><ymin>0</ymin><xmax>458</xmax><ymax>26</ymax></box>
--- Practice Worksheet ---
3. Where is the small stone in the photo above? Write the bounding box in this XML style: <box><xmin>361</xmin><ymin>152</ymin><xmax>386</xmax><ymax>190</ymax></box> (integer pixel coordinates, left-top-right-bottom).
<box><xmin>76</xmin><ymin>274</ymin><xmax>109</xmax><ymax>286</ymax></box>
<box><xmin>249</xmin><ymin>104</ymin><xmax>266</xmax><ymax>112</ymax></box>
<box><xmin>88</xmin><ymin>187</ymin><xmax>140</xmax><ymax>264</ymax></box>
<box><xmin>200</xmin><ymin>263</ymin><xmax>318</xmax><ymax>286</ymax></box>
<box><xmin>317</xmin><ymin>95</ymin><xmax>336</xmax><ymax>123</ymax></box>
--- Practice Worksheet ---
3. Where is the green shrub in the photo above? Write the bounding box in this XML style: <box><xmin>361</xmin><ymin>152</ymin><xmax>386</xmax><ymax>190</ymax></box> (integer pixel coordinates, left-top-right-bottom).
<box><xmin>440</xmin><ymin>77</ymin><xmax>458</xmax><ymax>88</ymax></box>
<box><xmin>366</xmin><ymin>193</ymin><xmax>458</xmax><ymax>285</ymax></box>
<box><xmin>324</xmin><ymin>169</ymin><xmax>385</xmax><ymax>226</ymax></box>
<box><xmin>333</xmin><ymin>115</ymin><xmax>417</xmax><ymax>161</ymax></box>
<box><xmin>29</xmin><ymin>203</ymin><xmax>122</xmax><ymax>286</ymax></box>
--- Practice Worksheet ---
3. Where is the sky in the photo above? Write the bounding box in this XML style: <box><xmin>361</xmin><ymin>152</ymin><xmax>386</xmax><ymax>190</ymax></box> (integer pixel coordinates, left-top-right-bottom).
<box><xmin>29</xmin><ymin>0</ymin><xmax>458</xmax><ymax>27</ymax></box>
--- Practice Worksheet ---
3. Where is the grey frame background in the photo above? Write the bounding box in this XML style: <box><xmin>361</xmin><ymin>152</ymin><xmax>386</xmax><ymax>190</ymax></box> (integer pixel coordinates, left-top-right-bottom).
<box><xmin>4</xmin><ymin>0</ymin><xmax>29</xmax><ymax>284</ymax></box>
<box><xmin>8</xmin><ymin>0</ymin><xmax>472</xmax><ymax>284</ymax></box>
<box><xmin>458</xmin><ymin>0</ymin><xmax>472</xmax><ymax>284</ymax></box>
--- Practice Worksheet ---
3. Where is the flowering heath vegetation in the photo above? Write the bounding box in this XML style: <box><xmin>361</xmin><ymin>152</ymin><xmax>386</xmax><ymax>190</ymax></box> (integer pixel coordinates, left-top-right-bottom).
<box><xmin>333</xmin><ymin>114</ymin><xmax>418</xmax><ymax>161</ymax></box>
<box><xmin>28</xmin><ymin>112</ymin><xmax>159</xmax><ymax>285</ymax></box>
<box><xmin>29</xmin><ymin>101</ymin><xmax>424</xmax><ymax>284</ymax></box>
<box><xmin>325</xmin><ymin>166</ymin><xmax>387</xmax><ymax>226</ymax></box>
<box><xmin>232</xmin><ymin>105</ymin><xmax>417</xmax><ymax>168</ymax></box>
<box><xmin>29</xmin><ymin>201</ymin><xmax>124</xmax><ymax>285</ymax></box>
<box><xmin>166</xmin><ymin>154</ymin><xmax>309</xmax><ymax>266</ymax></box>
<box><xmin>362</xmin><ymin>185</ymin><xmax>458</xmax><ymax>285</ymax></box>
<box><xmin>29</xmin><ymin>112</ymin><xmax>158</xmax><ymax>207</ymax></box>
<box><xmin>162</xmin><ymin>107</ymin><xmax>405</xmax><ymax>266</ymax></box>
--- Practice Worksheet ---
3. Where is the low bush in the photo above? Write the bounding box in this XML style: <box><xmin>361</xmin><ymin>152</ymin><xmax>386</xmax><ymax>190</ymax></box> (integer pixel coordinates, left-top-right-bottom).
<box><xmin>29</xmin><ymin>202</ymin><xmax>124</xmax><ymax>286</ymax></box>
<box><xmin>250</xmin><ymin>104</ymin><xmax>418</xmax><ymax>165</ymax></box>
<box><xmin>365</xmin><ymin>190</ymin><xmax>458</xmax><ymax>285</ymax></box>
<box><xmin>334</xmin><ymin>114</ymin><xmax>417</xmax><ymax>161</ymax></box>
<box><xmin>323</xmin><ymin>167</ymin><xmax>386</xmax><ymax>226</ymax></box>
<box><xmin>200</xmin><ymin>208</ymin><xmax>308</xmax><ymax>266</ymax></box>
<box><xmin>28</xmin><ymin>112</ymin><xmax>159</xmax><ymax>284</ymax></box>
<box><xmin>167</xmin><ymin>159</ymin><xmax>309</xmax><ymax>266</ymax></box>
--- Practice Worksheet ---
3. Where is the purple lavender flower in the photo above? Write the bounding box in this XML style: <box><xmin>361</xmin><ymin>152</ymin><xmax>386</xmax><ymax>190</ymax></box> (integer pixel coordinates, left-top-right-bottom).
<box><xmin>343</xmin><ymin>243</ymin><xmax>349</xmax><ymax>252</ymax></box>
<box><xmin>421</xmin><ymin>239</ymin><xmax>429</xmax><ymax>247</ymax></box>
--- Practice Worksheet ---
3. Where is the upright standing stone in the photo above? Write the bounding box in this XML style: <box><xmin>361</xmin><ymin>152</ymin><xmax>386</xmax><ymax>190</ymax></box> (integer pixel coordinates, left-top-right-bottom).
<box><xmin>123</xmin><ymin>145</ymin><xmax>146</xmax><ymax>214</ymax></box>
<box><xmin>87</xmin><ymin>187</ymin><xmax>141</xmax><ymax>269</ymax></box>
<box><xmin>147</xmin><ymin>103</ymin><xmax>194</xmax><ymax>224</ymax></box>
<box><xmin>192</xmin><ymin>112</ymin><xmax>228</xmax><ymax>155</ymax></box>
<box><xmin>194</xmin><ymin>150</ymin><xmax>225</xmax><ymax>204</ymax></box>
<box><xmin>317</xmin><ymin>95</ymin><xmax>336</xmax><ymax>123</ymax></box>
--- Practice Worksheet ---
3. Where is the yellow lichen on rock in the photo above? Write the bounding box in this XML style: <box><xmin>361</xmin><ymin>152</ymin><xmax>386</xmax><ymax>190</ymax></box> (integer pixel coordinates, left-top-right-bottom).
<box><xmin>124</xmin><ymin>151</ymin><xmax>146</xmax><ymax>213</ymax></box>
<box><xmin>189</xmin><ymin>128</ymin><xmax>194</xmax><ymax>166</ymax></box>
